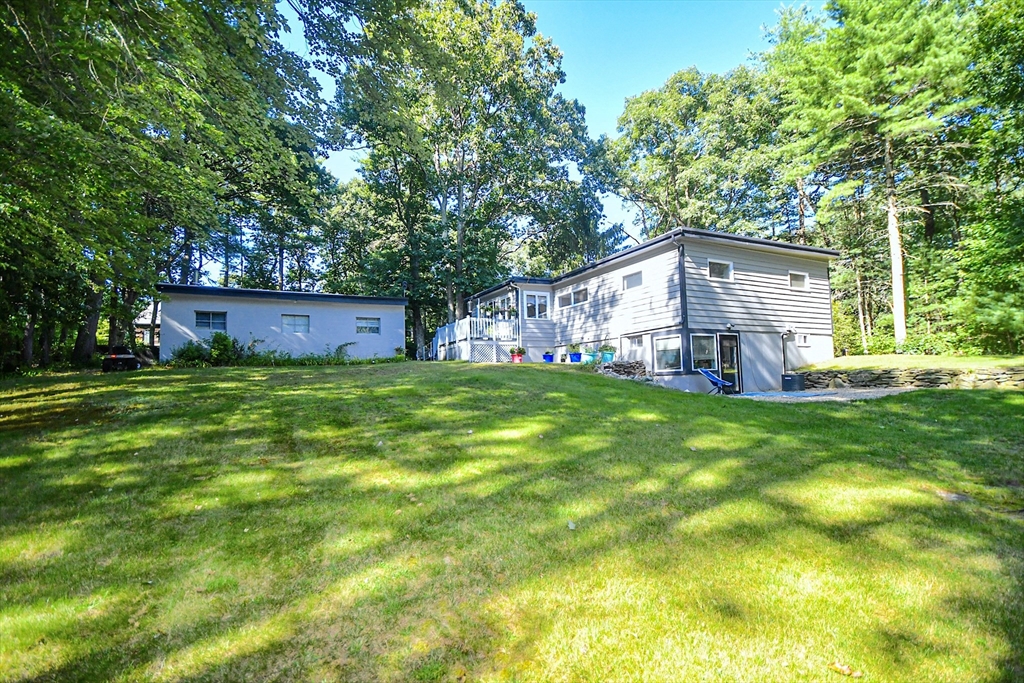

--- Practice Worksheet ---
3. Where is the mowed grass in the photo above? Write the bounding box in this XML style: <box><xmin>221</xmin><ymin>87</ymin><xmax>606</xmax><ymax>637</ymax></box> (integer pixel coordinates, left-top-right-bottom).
<box><xmin>1</xmin><ymin>364</ymin><xmax>1022</xmax><ymax>682</ymax></box>
<box><xmin>801</xmin><ymin>354</ymin><xmax>1024</xmax><ymax>371</ymax></box>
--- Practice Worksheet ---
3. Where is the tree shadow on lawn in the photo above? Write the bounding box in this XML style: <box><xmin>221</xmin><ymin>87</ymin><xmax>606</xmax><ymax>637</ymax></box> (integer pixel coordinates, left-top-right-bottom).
<box><xmin>1</xmin><ymin>364</ymin><xmax>1022</xmax><ymax>681</ymax></box>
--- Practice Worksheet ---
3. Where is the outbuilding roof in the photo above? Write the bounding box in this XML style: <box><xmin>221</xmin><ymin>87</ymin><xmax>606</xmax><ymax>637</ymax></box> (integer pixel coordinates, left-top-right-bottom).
<box><xmin>157</xmin><ymin>284</ymin><xmax>407</xmax><ymax>306</ymax></box>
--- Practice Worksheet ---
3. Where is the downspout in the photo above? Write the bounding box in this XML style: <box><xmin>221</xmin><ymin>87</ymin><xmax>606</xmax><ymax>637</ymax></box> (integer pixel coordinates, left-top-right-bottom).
<box><xmin>781</xmin><ymin>332</ymin><xmax>789</xmax><ymax>374</ymax></box>
<box><xmin>672</xmin><ymin>236</ymin><xmax>689</xmax><ymax>372</ymax></box>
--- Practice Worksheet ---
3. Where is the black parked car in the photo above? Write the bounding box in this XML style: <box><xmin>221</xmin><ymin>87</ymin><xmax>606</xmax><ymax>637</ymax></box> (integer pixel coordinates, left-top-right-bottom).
<box><xmin>102</xmin><ymin>346</ymin><xmax>141</xmax><ymax>372</ymax></box>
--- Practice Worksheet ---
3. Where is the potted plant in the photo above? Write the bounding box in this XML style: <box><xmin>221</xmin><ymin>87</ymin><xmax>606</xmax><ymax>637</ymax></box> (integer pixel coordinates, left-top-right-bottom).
<box><xmin>510</xmin><ymin>346</ymin><xmax>525</xmax><ymax>363</ymax></box>
<box><xmin>542</xmin><ymin>349</ymin><xmax>555</xmax><ymax>363</ymax></box>
<box><xmin>566</xmin><ymin>343</ymin><xmax>582</xmax><ymax>363</ymax></box>
<box><xmin>507</xmin><ymin>306</ymin><xmax>518</xmax><ymax>319</ymax></box>
<box><xmin>582</xmin><ymin>345</ymin><xmax>598</xmax><ymax>364</ymax></box>
<box><xmin>598</xmin><ymin>343</ymin><xmax>616</xmax><ymax>363</ymax></box>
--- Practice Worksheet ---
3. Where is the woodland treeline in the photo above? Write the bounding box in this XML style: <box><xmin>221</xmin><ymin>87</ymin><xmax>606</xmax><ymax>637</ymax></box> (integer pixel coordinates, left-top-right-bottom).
<box><xmin>2</xmin><ymin>0</ymin><xmax>1023</xmax><ymax>367</ymax></box>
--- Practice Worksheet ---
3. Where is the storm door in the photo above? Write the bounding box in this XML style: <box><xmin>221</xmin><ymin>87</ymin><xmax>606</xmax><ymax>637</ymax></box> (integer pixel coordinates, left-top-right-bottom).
<box><xmin>717</xmin><ymin>333</ymin><xmax>741</xmax><ymax>394</ymax></box>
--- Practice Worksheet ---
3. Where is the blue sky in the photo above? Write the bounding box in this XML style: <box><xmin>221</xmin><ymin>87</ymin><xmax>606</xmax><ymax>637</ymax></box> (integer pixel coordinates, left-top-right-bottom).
<box><xmin>278</xmin><ymin>1</ymin><xmax>785</xmax><ymax>228</ymax></box>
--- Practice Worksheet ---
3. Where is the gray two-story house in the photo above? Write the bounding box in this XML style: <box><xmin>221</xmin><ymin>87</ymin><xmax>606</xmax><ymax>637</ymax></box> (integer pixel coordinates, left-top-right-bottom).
<box><xmin>428</xmin><ymin>227</ymin><xmax>839</xmax><ymax>393</ymax></box>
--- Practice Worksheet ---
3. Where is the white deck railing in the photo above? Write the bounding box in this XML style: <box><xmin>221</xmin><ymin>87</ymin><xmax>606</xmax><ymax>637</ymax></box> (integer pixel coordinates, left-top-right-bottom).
<box><xmin>430</xmin><ymin>316</ymin><xmax>520</xmax><ymax>356</ymax></box>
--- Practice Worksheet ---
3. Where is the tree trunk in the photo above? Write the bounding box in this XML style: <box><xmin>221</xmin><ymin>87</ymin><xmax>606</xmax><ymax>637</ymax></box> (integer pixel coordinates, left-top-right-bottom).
<box><xmin>223</xmin><ymin>230</ymin><xmax>231</xmax><ymax>287</ymax></box>
<box><xmin>409</xmin><ymin>245</ymin><xmax>425</xmax><ymax>351</ymax></box>
<box><xmin>796</xmin><ymin>177</ymin><xmax>808</xmax><ymax>245</ymax></box>
<box><xmin>179</xmin><ymin>228</ymin><xmax>193</xmax><ymax>284</ymax></box>
<box><xmin>921</xmin><ymin>188</ymin><xmax>935</xmax><ymax>242</ymax></box>
<box><xmin>107</xmin><ymin>289</ymin><xmax>120</xmax><ymax>348</ymax></box>
<box><xmin>72</xmin><ymin>289</ymin><xmax>103</xmax><ymax>364</ymax></box>
<box><xmin>149</xmin><ymin>300</ymin><xmax>159</xmax><ymax>350</ymax></box>
<box><xmin>856</xmin><ymin>268</ymin><xmax>869</xmax><ymax>354</ymax></box>
<box><xmin>883</xmin><ymin>136</ymin><xmax>908</xmax><ymax>346</ymax></box>
<box><xmin>21</xmin><ymin>314</ymin><xmax>35</xmax><ymax>365</ymax></box>
<box><xmin>40</xmin><ymin>319</ymin><xmax>53</xmax><ymax>367</ymax></box>
<box><xmin>278</xmin><ymin>240</ymin><xmax>285</xmax><ymax>290</ymax></box>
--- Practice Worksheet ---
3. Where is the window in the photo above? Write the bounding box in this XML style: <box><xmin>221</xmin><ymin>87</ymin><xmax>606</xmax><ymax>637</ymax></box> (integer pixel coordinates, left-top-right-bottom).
<box><xmin>195</xmin><ymin>311</ymin><xmax>226</xmax><ymax>331</ymax></box>
<box><xmin>558</xmin><ymin>288</ymin><xmax>588</xmax><ymax>308</ymax></box>
<box><xmin>525</xmin><ymin>293</ymin><xmax>549</xmax><ymax>319</ymax></box>
<box><xmin>356</xmin><ymin>317</ymin><xmax>381</xmax><ymax>334</ymax></box>
<box><xmin>622</xmin><ymin>271</ymin><xmax>643</xmax><ymax>290</ymax></box>
<box><xmin>797</xmin><ymin>333</ymin><xmax>811</xmax><ymax>347</ymax></box>
<box><xmin>654</xmin><ymin>336</ymin><xmax>682</xmax><ymax>372</ymax></box>
<box><xmin>498</xmin><ymin>295</ymin><xmax>512</xmax><ymax>317</ymax></box>
<box><xmin>691</xmin><ymin>334</ymin><xmax>718</xmax><ymax>370</ymax></box>
<box><xmin>627</xmin><ymin>335</ymin><xmax>644</xmax><ymax>349</ymax></box>
<box><xmin>708</xmin><ymin>260</ymin><xmax>733</xmax><ymax>281</ymax></box>
<box><xmin>282</xmin><ymin>314</ymin><xmax>309</xmax><ymax>333</ymax></box>
<box><xmin>789</xmin><ymin>271</ymin><xmax>809</xmax><ymax>290</ymax></box>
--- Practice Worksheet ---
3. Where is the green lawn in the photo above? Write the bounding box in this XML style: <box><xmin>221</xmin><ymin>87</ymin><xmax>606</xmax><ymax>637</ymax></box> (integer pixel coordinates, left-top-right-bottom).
<box><xmin>801</xmin><ymin>354</ymin><xmax>1024</xmax><ymax>371</ymax></box>
<box><xmin>1</xmin><ymin>364</ymin><xmax>1022</xmax><ymax>682</ymax></box>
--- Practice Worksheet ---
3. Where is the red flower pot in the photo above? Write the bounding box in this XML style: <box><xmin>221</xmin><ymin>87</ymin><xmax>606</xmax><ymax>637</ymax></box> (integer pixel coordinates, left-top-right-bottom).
<box><xmin>511</xmin><ymin>353</ymin><xmax>524</xmax><ymax>363</ymax></box>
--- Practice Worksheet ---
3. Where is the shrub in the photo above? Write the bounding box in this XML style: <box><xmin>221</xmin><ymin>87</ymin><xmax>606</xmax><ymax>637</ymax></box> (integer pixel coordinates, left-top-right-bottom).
<box><xmin>169</xmin><ymin>339</ymin><xmax>212</xmax><ymax>367</ymax></box>
<box><xmin>168</xmin><ymin>334</ymin><xmax>406</xmax><ymax>368</ymax></box>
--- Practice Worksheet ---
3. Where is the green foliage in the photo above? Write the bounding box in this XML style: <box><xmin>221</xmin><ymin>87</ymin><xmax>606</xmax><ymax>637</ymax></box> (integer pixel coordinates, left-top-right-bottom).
<box><xmin>169</xmin><ymin>332</ymin><xmax>261</xmax><ymax>367</ymax></box>
<box><xmin>599</xmin><ymin>66</ymin><xmax>787</xmax><ymax>238</ymax></box>
<box><xmin>169</xmin><ymin>333</ymin><xmax>403</xmax><ymax>368</ymax></box>
<box><xmin>830</xmin><ymin>301</ymin><xmax>862</xmax><ymax>356</ymax></box>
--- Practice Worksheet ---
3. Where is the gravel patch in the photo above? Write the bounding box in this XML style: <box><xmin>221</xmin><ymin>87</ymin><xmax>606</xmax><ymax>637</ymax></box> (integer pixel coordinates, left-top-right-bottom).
<box><xmin>732</xmin><ymin>387</ymin><xmax>919</xmax><ymax>403</ymax></box>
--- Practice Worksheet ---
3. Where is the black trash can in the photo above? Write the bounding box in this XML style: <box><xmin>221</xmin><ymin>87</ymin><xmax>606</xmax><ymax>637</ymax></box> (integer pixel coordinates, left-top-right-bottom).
<box><xmin>781</xmin><ymin>373</ymin><xmax>806</xmax><ymax>392</ymax></box>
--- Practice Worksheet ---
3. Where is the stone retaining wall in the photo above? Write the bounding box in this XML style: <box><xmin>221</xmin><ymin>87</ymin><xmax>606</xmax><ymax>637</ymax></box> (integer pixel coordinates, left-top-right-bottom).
<box><xmin>802</xmin><ymin>367</ymin><xmax>1024</xmax><ymax>390</ymax></box>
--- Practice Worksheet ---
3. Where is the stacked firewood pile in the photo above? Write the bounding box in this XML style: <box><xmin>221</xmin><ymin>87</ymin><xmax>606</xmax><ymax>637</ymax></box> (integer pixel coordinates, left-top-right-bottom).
<box><xmin>598</xmin><ymin>360</ymin><xmax>649</xmax><ymax>381</ymax></box>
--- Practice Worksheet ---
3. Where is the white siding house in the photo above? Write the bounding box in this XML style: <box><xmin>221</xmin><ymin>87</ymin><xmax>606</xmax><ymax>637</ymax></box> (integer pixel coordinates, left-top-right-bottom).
<box><xmin>428</xmin><ymin>228</ymin><xmax>839</xmax><ymax>393</ymax></box>
<box><xmin>158</xmin><ymin>285</ymin><xmax>406</xmax><ymax>360</ymax></box>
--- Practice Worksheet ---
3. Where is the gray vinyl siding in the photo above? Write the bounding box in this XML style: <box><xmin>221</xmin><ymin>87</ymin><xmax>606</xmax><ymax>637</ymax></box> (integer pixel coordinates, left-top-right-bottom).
<box><xmin>683</xmin><ymin>240</ymin><xmax>833</xmax><ymax>336</ymax></box>
<box><xmin>552</xmin><ymin>246</ymin><xmax>681</xmax><ymax>346</ymax></box>
<box><xmin>522</xmin><ymin>319</ymin><xmax>554</xmax><ymax>350</ymax></box>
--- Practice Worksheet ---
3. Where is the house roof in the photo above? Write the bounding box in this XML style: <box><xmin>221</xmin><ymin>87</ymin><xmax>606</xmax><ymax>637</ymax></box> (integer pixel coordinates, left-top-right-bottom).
<box><xmin>469</xmin><ymin>227</ymin><xmax>840</xmax><ymax>300</ymax></box>
<box><xmin>156</xmin><ymin>284</ymin><xmax>407</xmax><ymax>306</ymax></box>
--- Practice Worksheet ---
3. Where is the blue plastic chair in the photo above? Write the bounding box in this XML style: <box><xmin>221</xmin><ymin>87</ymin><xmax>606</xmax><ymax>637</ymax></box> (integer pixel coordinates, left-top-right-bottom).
<box><xmin>698</xmin><ymin>368</ymin><xmax>733</xmax><ymax>395</ymax></box>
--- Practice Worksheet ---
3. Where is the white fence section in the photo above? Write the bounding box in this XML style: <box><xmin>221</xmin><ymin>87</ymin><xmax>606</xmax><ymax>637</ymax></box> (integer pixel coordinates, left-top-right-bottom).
<box><xmin>426</xmin><ymin>316</ymin><xmax>520</xmax><ymax>362</ymax></box>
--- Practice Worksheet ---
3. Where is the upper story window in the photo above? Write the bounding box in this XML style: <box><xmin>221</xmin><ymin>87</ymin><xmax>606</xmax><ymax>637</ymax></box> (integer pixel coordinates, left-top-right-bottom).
<box><xmin>195</xmin><ymin>311</ymin><xmax>226</xmax><ymax>331</ymax></box>
<box><xmin>789</xmin><ymin>271</ymin><xmax>810</xmax><ymax>290</ymax></box>
<box><xmin>356</xmin><ymin>317</ymin><xmax>381</xmax><ymax>334</ymax></box>
<box><xmin>708</xmin><ymin>260</ymin><xmax>733</xmax><ymax>282</ymax></box>
<box><xmin>558</xmin><ymin>288</ymin><xmax>588</xmax><ymax>308</ymax></box>
<box><xmin>525</xmin><ymin>293</ymin><xmax>549</xmax><ymax>319</ymax></box>
<box><xmin>622</xmin><ymin>271</ymin><xmax>643</xmax><ymax>290</ymax></box>
<box><xmin>282</xmin><ymin>314</ymin><xmax>309</xmax><ymax>333</ymax></box>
